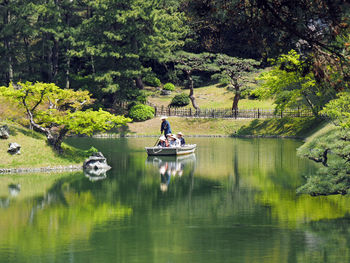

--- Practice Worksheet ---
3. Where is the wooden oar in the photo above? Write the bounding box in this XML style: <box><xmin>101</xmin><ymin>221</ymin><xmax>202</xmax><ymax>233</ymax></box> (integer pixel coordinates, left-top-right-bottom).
<box><xmin>154</xmin><ymin>134</ymin><xmax>161</xmax><ymax>146</ymax></box>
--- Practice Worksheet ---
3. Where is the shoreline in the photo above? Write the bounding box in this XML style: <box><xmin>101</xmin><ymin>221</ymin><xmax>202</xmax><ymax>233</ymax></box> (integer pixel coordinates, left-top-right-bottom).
<box><xmin>90</xmin><ymin>133</ymin><xmax>303</xmax><ymax>139</ymax></box>
<box><xmin>0</xmin><ymin>165</ymin><xmax>83</xmax><ymax>174</ymax></box>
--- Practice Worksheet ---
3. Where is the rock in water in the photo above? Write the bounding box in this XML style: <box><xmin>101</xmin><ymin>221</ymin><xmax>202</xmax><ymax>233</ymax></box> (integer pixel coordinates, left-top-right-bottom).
<box><xmin>8</xmin><ymin>143</ymin><xmax>21</xmax><ymax>155</ymax></box>
<box><xmin>0</xmin><ymin>125</ymin><xmax>9</xmax><ymax>139</ymax></box>
<box><xmin>8</xmin><ymin>184</ymin><xmax>21</xmax><ymax>197</ymax></box>
<box><xmin>83</xmin><ymin>152</ymin><xmax>111</xmax><ymax>171</ymax></box>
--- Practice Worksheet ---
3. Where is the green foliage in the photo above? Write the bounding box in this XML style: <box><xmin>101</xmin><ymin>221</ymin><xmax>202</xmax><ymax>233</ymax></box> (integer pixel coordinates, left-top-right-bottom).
<box><xmin>297</xmin><ymin>127</ymin><xmax>350</xmax><ymax>195</ymax></box>
<box><xmin>253</xmin><ymin>50</ymin><xmax>334</xmax><ymax>115</ymax></box>
<box><xmin>320</xmin><ymin>92</ymin><xmax>350</xmax><ymax>128</ymax></box>
<box><xmin>163</xmin><ymin>83</ymin><xmax>175</xmax><ymax>91</ymax></box>
<box><xmin>0</xmin><ymin>82</ymin><xmax>131</xmax><ymax>150</ymax></box>
<box><xmin>87</xmin><ymin>146</ymin><xmax>99</xmax><ymax>155</ymax></box>
<box><xmin>129</xmin><ymin>104</ymin><xmax>155</xmax><ymax>122</ymax></box>
<box><xmin>143</xmin><ymin>75</ymin><xmax>161</xmax><ymax>87</ymax></box>
<box><xmin>170</xmin><ymin>93</ymin><xmax>190</xmax><ymax>107</ymax></box>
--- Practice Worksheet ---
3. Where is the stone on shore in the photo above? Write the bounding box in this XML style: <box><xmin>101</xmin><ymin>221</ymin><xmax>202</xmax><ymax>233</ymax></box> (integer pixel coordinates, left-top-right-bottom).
<box><xmin>8</xmin><ymin>142</ymin><xmax>21</xmax><ymax>155</ymax></box>
<box><xmin>0</xmin><ymin>125</ymin><xmax>10</xmax><ymax>139</ymax></box>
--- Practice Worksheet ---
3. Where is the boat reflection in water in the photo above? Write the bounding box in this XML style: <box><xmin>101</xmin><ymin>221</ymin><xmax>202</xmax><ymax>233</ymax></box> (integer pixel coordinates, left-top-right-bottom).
<box><xmin>146</xmin><ymin>154</ymin><xmax>196</xmax><ymax>192</ymax></box>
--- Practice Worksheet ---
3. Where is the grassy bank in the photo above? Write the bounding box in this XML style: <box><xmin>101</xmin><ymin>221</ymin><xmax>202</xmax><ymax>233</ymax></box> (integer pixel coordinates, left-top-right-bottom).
<box><xmin>126</xmin><ymin>116</ymin><xmax>324</xmax><ymax>138</ymax></box>
<box><xmin>0</xmin><ymin>122</ymin><xmax>89</xmax><ymax>168</ymax></box>
<box><xmin>236</xmin><ymin>117</ymin><xmax>325</xmax><ymax>138</ymax></box>
<box><xmin>147</xmin><ymin>84</ymin><xmax>274</xmax><ymax>109</ymax></box>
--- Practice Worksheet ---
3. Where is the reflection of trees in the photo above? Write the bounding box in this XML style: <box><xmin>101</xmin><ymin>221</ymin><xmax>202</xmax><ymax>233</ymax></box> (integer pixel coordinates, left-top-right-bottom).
<box><xmin>0</xmin><ymin>172</ymin><xmax>132</xmax><ymax>261</ymax></box>
<box><xmin>3</xmin><ymin>137</ymin><xmax>350</xmax><ymax>262</ymax></box>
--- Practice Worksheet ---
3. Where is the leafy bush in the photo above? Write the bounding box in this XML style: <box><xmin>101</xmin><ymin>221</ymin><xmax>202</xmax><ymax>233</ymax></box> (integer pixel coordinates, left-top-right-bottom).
<box><xmin>143</xmin><ymin>74</ymin><xmax>161</xmax><ymax>87</ymax></box>
<box><xmin>163</xmin><ymin>83</ymin><xmax>175</xmax><ymax>91</ymax></box>
<box><xmin>170</xmin><ymin>93</ymin><xmax>190</xmax><ymax>107</ymax></box>
<box><xmin>129</xmin><ymin>104</ymin><xmax>155</xmax><ymax>121</ymax></box>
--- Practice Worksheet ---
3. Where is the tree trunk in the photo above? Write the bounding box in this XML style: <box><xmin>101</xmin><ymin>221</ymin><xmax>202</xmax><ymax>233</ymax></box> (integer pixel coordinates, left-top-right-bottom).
<box><xmin>25</xmin><ymin>106</ymin><xmax>67</xmax><ymax>153</ymax></box>
<box><xmin>187</xmin><ymin>72</ymin><xmax>199</xmax><ymax>110</ymax></box>
<box><xmin>135</xmin><ymin>77</ymin><xmax>145</xmax><ymax>89</ymax></box>
<box><xmin>4</xmin><ymin>2</ymin><xmax>13</xmax><ymax>84</ymax></box>
<box><xmin>232</xmin><ymin>84</ymin><xmax>240</xmax><ymax>111</ymax></box>
<box><xmin>65</xmin><ymin>51</ymin><xmax>70</xmax><ymax>89</ymax></box>
<box><xmin>51</xmin><ymin>37</ymin><xmax>59</xmax><ymax>82</ymax></box>
<box><xmin>53</xmin><ymin>128</ymin><xmax>68</xmax><ymax>153</ymax></box>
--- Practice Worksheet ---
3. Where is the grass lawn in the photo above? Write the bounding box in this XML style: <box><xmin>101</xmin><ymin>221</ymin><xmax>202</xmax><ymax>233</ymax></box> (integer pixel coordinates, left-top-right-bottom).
<box><xmin>126</xmin><ymin>116</ymin><xmax>325</xmax><ymax>138</ymax></box>
<box><xmin>147</xmin><ymin>84</ymin><xmax>274</xmax><ymax>109</ymax></box>
<box><xmin>236</xmin><ymin>117</ymin><xmax>325</xmax><ymax>138</ymax></box>
<box><xmin>0</xmin><ymin>122</ymin><xmax>89</xmax><ymax>168</ymax></box>
<box><xmin>126</xmin><ymin>117</ymin><xmax>252</xmax><ymax>136</ymax></box>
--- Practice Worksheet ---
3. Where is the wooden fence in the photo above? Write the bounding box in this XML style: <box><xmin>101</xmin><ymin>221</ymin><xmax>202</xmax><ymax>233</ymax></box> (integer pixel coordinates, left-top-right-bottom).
<box><xmin>153</xmin><ymin>106</ymin><xmax>314</xmax><ymax>119</ymax></box>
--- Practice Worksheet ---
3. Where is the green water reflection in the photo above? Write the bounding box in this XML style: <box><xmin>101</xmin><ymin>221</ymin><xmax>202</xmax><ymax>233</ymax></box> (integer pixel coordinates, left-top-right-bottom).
<box><xmin>0</xmin><ymin>138</ymin><xmax>350</xmax><ymax>262</ymax></box>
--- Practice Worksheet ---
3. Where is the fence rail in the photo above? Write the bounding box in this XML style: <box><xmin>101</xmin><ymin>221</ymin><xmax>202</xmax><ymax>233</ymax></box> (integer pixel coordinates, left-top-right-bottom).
<box><xmin>153</xmin><ymin>106</ymin><xmax>314</xmax><ymax>119</ymax></box>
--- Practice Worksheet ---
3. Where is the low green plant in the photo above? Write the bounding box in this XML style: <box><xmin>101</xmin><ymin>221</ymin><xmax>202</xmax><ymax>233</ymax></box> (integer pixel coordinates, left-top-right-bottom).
<box><xmin>143</xmin><ymin>74</ymin><xmax>161</xmax><ymax>87</ymax></box>
<box><xmin>129</xmin><ymin>104</ymin><xmax>155</xmax><ymax>121</ymax></box>
<box><xmin>163</xmin><ymin>83</ymin><xmax>175</xmax><ymax>91</ymax></box>
<box><xmin>170</xmin><ymin>93</ymin><xmax>190</xmax><ymax>107</ymax></box>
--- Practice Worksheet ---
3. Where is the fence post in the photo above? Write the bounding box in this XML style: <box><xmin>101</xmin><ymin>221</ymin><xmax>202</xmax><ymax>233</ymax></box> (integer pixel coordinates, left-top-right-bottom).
<box><xmin>280</xmin><ymin>110</ymin><xmax>283</xmax><ymax>118</ymax></box>
<box><xmin>154</xmin><ymin>106</ymin><xmax>157</xmax><ymax>116</ymax></box>
<box><xmin>258</xmin><ymin>108</ymin><xmax>260</xmax><ymax>119</ymax></box>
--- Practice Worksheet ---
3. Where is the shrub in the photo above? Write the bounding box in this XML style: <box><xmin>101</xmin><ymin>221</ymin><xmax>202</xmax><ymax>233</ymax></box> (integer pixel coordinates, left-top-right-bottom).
<box><xmin>143</xmin><ymin>75</ymin><xmax>161</xmax><ymax>87</ymax></box>
<box><xmin>163</xmin><ymin>83</ymin><xmax>175</xmax><ymax>91</ymax></box>
<box><xmin>129</xmin><ymin>104</ymin><xmax>155</xmax><ymax>121</ymax></box>
<box><xmin>170</xmin><ymin>93</ymin><xmax>190</xmax><ymax>107</ymax></box>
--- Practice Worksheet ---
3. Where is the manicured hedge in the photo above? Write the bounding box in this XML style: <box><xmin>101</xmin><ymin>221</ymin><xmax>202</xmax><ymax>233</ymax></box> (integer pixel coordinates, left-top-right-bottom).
<box><xmin>129</xmin><ymin>104</ymin><xmax>155</xmax><ymax>121</ymax></box>
<box><xmin>170</xmin><ymin>93</ymin><xmax>190</xmax><ymax>107</ymax></box>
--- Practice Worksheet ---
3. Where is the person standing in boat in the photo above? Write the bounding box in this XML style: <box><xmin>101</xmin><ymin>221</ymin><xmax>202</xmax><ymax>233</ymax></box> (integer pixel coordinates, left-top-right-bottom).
<box><xmin>160</xmin><ymin>116</ymin><xmax>172</xmax><ymax>135</ymax></box>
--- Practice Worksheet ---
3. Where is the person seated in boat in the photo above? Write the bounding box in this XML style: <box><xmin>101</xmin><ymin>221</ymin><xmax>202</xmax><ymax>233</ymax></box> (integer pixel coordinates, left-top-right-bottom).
<box><xmin>168</xmin><ymin>134</ymin><xmax>180</xmax><ymax>147</ymax></box>
<box><xmin>177</xmin><ymin>132</ymin><xmax>185</xmax><ymax>146</ymax></box>
<box><xmin>165</xmin><ymin>133</ymin><xmax>171</xmax><ymax>145</ymax></box>
<box><xmin>160</xmin><ymin>116</ymin><xmax>172</xmax><ymax>135</ymax></box>
<box><xmin>157</xmin><ymin>135</ymin><xmax>168</xmax><ymax>147</ymax></box>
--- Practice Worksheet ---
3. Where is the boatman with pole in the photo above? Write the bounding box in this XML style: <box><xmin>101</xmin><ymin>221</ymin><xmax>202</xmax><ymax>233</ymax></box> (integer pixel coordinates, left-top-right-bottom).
<box><xmin>160</xmin><ymin>116</ymin><xmax>172</xmax><ymax>135</ymax></box>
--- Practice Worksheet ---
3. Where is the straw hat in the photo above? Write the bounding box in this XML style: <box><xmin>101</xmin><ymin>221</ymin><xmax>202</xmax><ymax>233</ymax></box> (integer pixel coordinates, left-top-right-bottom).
<box><xmin>160</xmin><ymin>116</ymin><xmax>167</xmax><ymax>120</ymax></box>
<box><xmin>177</xmin><ymin>132</ymin><xmax>183</xmax><ymax>136</ymax></box>
<box><xmin>166</xmin><ymin>133</ymin><xmax>172</xmax><ymax>137</ymax></box>
<box><xmin>159</xmin><ymin>135</ymin><xmax>166</xmax><ymax>141</ymax></box>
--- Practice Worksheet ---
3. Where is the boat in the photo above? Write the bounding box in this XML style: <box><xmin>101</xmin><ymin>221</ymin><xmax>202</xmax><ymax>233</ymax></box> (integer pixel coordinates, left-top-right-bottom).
<box><xmin>145</xmin><ymin>144</ymin><xmax>196</xmax><ymax>156</ymax></box>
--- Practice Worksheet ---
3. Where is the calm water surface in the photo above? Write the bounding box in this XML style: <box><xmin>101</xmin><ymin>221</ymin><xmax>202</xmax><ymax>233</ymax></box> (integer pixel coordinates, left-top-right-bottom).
<box><xmin>1</xmin><ymin>137</ymin><xmax>350</xmax><ymax>263</ymax></box>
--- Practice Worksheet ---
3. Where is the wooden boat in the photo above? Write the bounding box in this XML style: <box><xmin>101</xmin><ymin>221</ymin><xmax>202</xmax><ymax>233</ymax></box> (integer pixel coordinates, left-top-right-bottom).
<box><xmin>145</xmin><ymin>144</ymin><xmax>196</xmax><ymax>156</ymax></box>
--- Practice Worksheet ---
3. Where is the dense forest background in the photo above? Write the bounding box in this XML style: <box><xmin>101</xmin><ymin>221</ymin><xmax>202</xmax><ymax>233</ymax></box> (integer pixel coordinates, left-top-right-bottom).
<box><xmin>1</xmin><ymin>0</ymin><xmax>348</xmax><ymax>110</ymax></box>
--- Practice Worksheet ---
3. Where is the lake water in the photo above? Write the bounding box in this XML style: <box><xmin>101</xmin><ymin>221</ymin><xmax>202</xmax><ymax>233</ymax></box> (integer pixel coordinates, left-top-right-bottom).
<box><xmin>1</xmin><ymin>137</ymin><xmax>350</xmax><ymax>263</ymax></box>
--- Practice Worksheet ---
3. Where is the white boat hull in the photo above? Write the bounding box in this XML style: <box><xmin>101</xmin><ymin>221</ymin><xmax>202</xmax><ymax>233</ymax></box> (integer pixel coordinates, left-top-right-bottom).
<box><xmin>145</xmin><ymin>144</ymin><xmax>196</xmax><ymax>156</ymax></box>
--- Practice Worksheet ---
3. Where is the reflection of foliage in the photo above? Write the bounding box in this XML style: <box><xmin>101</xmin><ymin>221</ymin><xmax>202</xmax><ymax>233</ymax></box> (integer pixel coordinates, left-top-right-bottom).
<box><xmin>0</xmin><ymin>172</ymin><xmax>132</xmax><ymax>254</ymax></box>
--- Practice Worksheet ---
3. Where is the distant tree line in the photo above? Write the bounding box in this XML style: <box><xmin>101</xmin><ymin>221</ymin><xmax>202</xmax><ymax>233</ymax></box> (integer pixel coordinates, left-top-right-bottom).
<box><xmin>1</xmin><ymin>0</ymin><xmax>348</xmax><ymax>111</ymax></box>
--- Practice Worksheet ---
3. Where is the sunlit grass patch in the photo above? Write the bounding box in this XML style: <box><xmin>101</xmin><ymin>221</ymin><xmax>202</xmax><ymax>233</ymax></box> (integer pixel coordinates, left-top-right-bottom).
<box><xmin>0</xmin><ymin>122</ymin><xmax>89</xmax><ymax>168</ymax></box>
<box><xmin>147</xmin><ymin>83</ymin><xmax>274</xmax><ymax>109</ymax></box>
